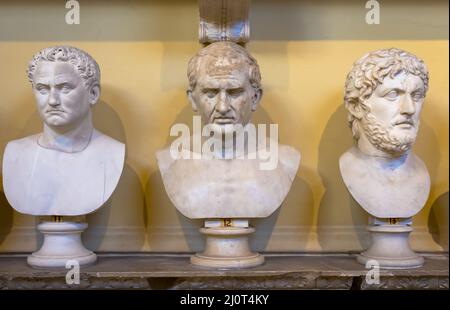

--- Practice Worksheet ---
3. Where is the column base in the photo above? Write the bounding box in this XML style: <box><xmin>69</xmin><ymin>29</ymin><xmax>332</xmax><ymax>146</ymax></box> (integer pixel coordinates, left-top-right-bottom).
<box><xmin>191</xmin><ymin>226</ymin><xmax>264</xmax><ymax>269</ymax></box>
<box><xmin>357</xmin><ymin>223</ymin><xmax>424</xmax><ymax>269</ymax></box>
<box><xmin>28</xmin><ymin>221</ymin><xmax>96</xmax><ymax>269</ymax></box>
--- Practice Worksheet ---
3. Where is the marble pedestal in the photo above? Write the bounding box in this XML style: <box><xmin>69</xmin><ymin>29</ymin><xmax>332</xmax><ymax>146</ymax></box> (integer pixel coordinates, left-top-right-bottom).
<box><xmin>357</xmin><ymin>219</ymin><xmax>424</xmax><ymax>269</ymax></box>
<box><xmin>28</xmin><ymin>220</ymin><xmax>96</xmax><ymax>268</ymax></box>
<box><xmin>191</xmin><ymin>221</ymin><xmax>264</xmax><ymax>269</ymax></box>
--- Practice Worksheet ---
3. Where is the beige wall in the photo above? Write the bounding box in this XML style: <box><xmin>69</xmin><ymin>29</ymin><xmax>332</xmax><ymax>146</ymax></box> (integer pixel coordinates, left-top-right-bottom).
<box><xmin>0</xmin><ymin>0</ymin><xmax>448</xmax><ymax>253</ymax></box>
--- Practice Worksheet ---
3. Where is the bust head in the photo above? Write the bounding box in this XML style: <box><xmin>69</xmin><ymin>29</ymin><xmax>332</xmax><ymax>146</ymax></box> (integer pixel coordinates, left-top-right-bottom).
<box><xmin>2</xmin><ymin>46</ymin><xmax>126</xmax><ymax>217</ymax></box>
<box><xmin>27</xmin><ymin>46</ymin><xmax>101</xmax><ymax>131</ymax></box>
<box><xmin>187</xmin><ymin>41</ymin><xmax>262</xmax><ymax>127</ymax></box>
<box><xmin>344</xmin><ymin>48</ymin><xmax>429</xmax><ymax>157</ymax></box>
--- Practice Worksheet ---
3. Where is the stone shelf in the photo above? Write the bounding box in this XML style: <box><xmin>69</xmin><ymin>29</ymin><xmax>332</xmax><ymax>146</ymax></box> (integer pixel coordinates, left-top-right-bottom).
<box><xmin>0</xmin><ymin>253</ymin><xmax>447</xmax><ymax>289</ymax></box>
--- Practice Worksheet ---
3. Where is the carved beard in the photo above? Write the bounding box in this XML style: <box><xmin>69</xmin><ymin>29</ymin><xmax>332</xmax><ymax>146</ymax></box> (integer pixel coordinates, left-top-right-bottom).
<box><xmin>360</xmin><ymin>113</ymin><xmax>419</xmax><ymax>155</ymax></box>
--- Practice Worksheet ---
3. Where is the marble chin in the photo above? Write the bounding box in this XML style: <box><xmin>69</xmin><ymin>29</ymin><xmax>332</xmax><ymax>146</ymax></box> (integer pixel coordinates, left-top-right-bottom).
<box><xmin>361</xmin><ymin>113</ymin><xmax>418</xmax><ymax>156</ymax></box>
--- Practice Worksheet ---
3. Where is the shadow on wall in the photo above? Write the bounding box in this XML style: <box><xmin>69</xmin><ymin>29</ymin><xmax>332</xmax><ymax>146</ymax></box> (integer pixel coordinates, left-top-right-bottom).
<box><xmin>85</xmin><ymin>99</ymin><xmax>146</xmax><ymax>252</ymax></box>
<box><xmin>428</xmin><ymin>192</ymin><xmax>449</xmax><ymax>251</ymax></box>
<box><xmin>0</xmin><ymin>187</ymin><xmax>39</xmax><ymax>251</ymax></box>
<box><xmin>146</xmin><ymin>104</ymin><xmax>205</xmax><ymax>252</ymax></box>
<box><xmin>84</xmin><ymin>163</ymin><xmax>146</xmax><ymax>252</ymax></box>
<box><xmin>408</xmin><ymin>117</ymin><xmax>443</xmax><ymax>252</ymax></box>
<box><xmin>251</xmin><ymin>171</ymin><xmax>314</xmax><ymax>252</ymax></box>
<box><xmin>317</xmin><ymin>102</ymin><xmax>369</xmax><ymax>252</ymax></box>
<box><xmin>146</xmin><ymin>168</ymin><xmax>204</xmax><ymax>252</ymax></box>
<box><xmin>414</xmin><ymin>120</ymin><xmax>441</xmax><ymax>185</ymax></box>
<box><xmin>413</xmin><ymin>112</ymin><xmax>442</xmax><ymax>230</ymax></box>
<box><xmin>245</xmin><ymin>44</ymin><xmax>315</xmax><ymax>252</ymax></box>
<box><xmin>253</xmin><ymin>90</ymin><xmax>314</xmax><ymax>252</ymax></box>
<box><xmin>0</xmin><ymin>190</ymin><xmax>13</xmax><ymax>245</ymax></box>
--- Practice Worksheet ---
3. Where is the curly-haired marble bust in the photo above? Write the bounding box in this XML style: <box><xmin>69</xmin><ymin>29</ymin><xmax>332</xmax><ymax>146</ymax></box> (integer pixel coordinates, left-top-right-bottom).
<box><xmin>339</xmin><ymin>48</ymin><xmax>430</xmax><ymax>218</ymax></box>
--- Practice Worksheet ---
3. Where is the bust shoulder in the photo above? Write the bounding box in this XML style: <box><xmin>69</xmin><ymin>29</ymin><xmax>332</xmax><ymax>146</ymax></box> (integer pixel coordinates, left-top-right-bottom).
<box><xmin>339</xmin><ymin>146</ymin><xmax>430</xmax><ymax>218</ymax></box>
<box><xmin>155</xmin><ymin>147</ymin><xmax>175</xmax><ymax>175</ymax></box>
<box><xmin>4</xmin><ymin>134</ymin><xmax>39</xmax><ymax>158</ymax></box>
<box><xmin>2</xmin><ymin>130</ymin><xmax>125</xmax><ymax>216</ymax></box>
<box><xmin>88</xmin><ymin>130</ymin><xmax>125</xmax><ymax>158</ymax></box>
<box><xmin>278</xmin><ymin>144</ymin><xmax>301</xmax><ymax>181</ymax></box>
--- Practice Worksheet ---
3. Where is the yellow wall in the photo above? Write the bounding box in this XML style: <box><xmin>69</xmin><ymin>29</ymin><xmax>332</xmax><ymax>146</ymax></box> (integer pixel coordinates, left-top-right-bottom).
<box><xmin>0</xmin><ymin>1</ymin><xmax>448</xmax><ymax>253</ymax></box>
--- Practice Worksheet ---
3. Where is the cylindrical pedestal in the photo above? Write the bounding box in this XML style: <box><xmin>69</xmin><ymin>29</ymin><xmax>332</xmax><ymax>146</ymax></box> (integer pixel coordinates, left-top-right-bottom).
<box><xmin>28</xmin><ymin>221</ymin><xmax>96</xmax><ymax>268</ymax></box>
<box><xmin>357</xmin><ymin>224</ymin><xmax>424</xmax><ymax>269</ymax></box>
<box><xmin>191</xmin><ymin>226</ymin><xmax>264</xmax><ymax>269</ymax></box>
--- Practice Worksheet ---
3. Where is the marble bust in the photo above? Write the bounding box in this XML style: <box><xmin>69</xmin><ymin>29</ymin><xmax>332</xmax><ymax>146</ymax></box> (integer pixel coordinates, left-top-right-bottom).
<box><xmin>2</xmin><ymin>46</ymin><xmax>125</xmax><ymax>216</ymax></box>
<box><xmin>339</xmin><ymin>48</ymin><xmax>430</xmax><ymax>219</ymax></box>
<box><xmin>157</xmin><ymin>41</ymin><xmax>300</xmax><ymax>219</ymax></box>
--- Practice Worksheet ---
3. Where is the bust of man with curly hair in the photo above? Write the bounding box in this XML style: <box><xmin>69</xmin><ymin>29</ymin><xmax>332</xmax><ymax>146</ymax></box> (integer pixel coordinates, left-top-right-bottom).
<box><xmin>339</xmin><ymin>48</ymin><xmax>430</xmax><ymax>218</ymax></box>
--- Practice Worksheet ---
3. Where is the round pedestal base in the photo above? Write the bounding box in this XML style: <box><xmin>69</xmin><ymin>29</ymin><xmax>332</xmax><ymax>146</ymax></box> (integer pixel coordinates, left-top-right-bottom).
<box><xmin>357</xmin><ymin>224</ymin><xmax>424</xmax><ymax>269</ymax></box>
<box><xmin>191</xmin><ymin>226</ymin><xmax>264</xmax><ymax>269</ymax></box>
<box><xmin>28</xmin><ymin>221</ymin><xmax>96</xmax><ymax>269</ymax></box>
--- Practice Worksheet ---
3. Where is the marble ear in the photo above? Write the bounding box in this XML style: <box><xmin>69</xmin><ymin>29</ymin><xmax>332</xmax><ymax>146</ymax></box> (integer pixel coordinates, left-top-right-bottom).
<box><xmin>89</xmin><ymin>84</ymin><xmax>101</xmax><ymax>106</ymax></box>
<box><xmin>187</xmin><ymin>89</ymin><xmax>198</xmax><ymax>112</ymax></box>
<box><xmin>346</xmin><ymin>98</ymin><xmax>365</xmax><ymax>120</ymax></box>
<box><xmin>251</xmin><ymin>88</ymin><xmax>262</xmax><ymax>112</ymax></box>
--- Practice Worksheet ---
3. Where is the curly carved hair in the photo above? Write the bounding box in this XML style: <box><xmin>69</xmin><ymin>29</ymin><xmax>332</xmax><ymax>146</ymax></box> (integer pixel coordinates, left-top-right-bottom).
<box><xmin>344</xmin><ymin>48</ymin><xmax>429</xmax><ymax>141</ymax></box>
<box><xmin>27</xmin><ymin>46</ymin><xmax>100</xmax><ymax>89</ymax></box>
<box><xmin>187</xmin><ymin>41</ymin><xmax>261</xmax><ymax>92</ymax></box>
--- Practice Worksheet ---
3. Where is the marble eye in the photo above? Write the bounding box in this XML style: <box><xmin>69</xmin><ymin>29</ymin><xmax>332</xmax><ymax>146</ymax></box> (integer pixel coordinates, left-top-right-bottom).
<box><xmin>61</xmin><ymin>85</ymin><xmax>72</xmax><ymax>94</ymax></box>
<box><xmin>411</xmin><ymin>91</ymin><xmax>424</xmax><ymax>101</ymax></box>
<box><xmin>227</xmin><ymin>88</ymin><xmax>244</xmax><ymax>97</ymax></box>
<box><xmin>204</xmin><ymin>89</ymin><xmax>218</xmax><ymax>98</ymax></box>
<box><xmin>384</xmin><ymin>90</ymin><xmax>399</xmax><ymax>100</ymax></box>
<box><xmin>36</xmin><ymin>86</ymin><xmax>49</xmax><ymax>94</ymax></box>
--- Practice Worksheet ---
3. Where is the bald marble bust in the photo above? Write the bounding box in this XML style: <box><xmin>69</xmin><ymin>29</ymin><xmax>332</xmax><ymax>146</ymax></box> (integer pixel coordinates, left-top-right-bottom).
<box><xmin>156</xmin><ymin>42</ymin><xmax>300</xmax><ymax>219</ymax></box>
<box><xmin>3</xmin><ymin>46</ymin><xmax>125</xmax><ymax>216</ymax></box>
<box><xmin>339</xmin><ymin>48</ymin><xmax>430</xmax><ymax>218</ymax></box>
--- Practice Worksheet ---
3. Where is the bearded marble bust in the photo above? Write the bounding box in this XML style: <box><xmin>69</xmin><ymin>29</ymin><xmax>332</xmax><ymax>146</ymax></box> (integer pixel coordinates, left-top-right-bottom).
<box><xmin>156</xmin><ymin>41</ymin><xmax>300</xmax><ymax>219</ymax></box>
<box><xmin>2</xmin><ymin>46</ymin><xmax>125</xmax><ymax>216</ymax></box>
<box><xmin>339</xmin><ymin>48</ymin><xmax>430</xmax><ymax>218</ymax></box>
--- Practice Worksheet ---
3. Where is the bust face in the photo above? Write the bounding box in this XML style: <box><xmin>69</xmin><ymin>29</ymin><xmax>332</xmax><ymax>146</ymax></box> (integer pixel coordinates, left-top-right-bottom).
<box><xmin>188</xmin><ymin>57</ymin><xmax>259</xmax><ymax>127</ymax></box>
<box><xmin>32</xmin><ymin>61</ymin><xmax>92</xmax><ymax>129</ymax></box>
<box><xmin>359</xmin><ymin>71</ymin><xmax>425</xmax><ymax>154</ymax></box>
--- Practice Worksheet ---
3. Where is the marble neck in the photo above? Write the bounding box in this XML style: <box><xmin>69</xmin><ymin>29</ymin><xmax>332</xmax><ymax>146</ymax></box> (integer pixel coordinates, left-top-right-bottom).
<box><xmin>353</xmin><ymin>145</ymin><xmax>409</xmax><ymax>170</ymax></box>
<box><xmin>38</xmin><ymin>114</ymin><xmax>94</xmax><ymax>153</ymax></box>
<box><xmin>206</xmin><ymin>127</ymin><xmax>252</xmax><ymax>159</ymax></box>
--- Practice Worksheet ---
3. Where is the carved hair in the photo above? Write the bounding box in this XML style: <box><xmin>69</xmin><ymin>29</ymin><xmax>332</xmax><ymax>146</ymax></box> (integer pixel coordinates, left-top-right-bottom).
<box><xmin>27</xmin><ymin>46</ymin><xmax>100</xmax><ymax>89</ymax></box>
<box><xmin>344</xmin><ymin>48</ymin><xmax>429</xmax><ymax>140</ymax></box>
<box><xmin>187</xmin><ymin>41</ymin><xmax>261</xmax><ymax>92</ymax></box>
